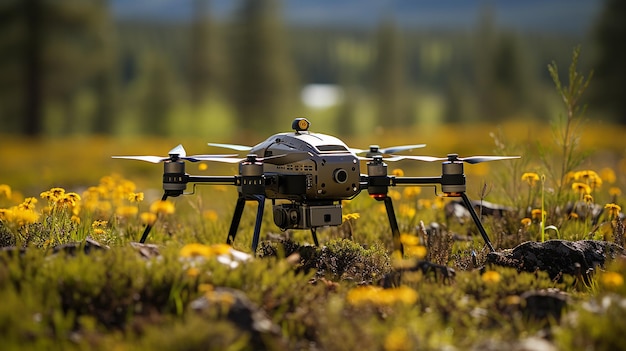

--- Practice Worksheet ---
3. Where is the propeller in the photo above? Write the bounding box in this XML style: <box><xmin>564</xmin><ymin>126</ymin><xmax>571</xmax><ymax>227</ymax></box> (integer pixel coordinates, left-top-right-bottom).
<box><xmin>112</xmin><ymin>144</ymin><xmax>237</xmax><ymax>163</ymax></box>
<box><xmin>351</xmin><ymin>144</ymin><xmax>426</xmax><ymax>156</ymax></box>
<box><xmin>207</xmin><ymin>143</ymin><xmax>254</xmax><ymax>152</ymax></box>
<box><xmin>395</xmin><ymin>153</ymin><xmax>520</xmax><ymax>164</ymax></box>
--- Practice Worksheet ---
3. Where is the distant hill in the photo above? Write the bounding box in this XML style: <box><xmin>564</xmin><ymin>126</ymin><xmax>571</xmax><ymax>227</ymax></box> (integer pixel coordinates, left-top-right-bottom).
<box><xmin>110</xmin><ymin>0</ymin><xmax>601</xmax><ymax>36</ymax></box>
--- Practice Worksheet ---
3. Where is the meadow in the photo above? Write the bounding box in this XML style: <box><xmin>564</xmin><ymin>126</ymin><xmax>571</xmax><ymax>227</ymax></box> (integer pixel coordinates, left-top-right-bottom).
<box><xmin>1</xmin><ymin>111</ymin><xmax>626</xmax><ymax>350</ymax></box>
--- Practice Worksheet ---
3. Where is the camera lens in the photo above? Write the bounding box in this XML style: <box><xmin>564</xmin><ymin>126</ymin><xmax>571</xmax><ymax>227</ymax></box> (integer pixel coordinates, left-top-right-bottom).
<box><xmin>333</xmin><ymin>168</ymin><xmax>348</xmax><ymax>183</ymax></box>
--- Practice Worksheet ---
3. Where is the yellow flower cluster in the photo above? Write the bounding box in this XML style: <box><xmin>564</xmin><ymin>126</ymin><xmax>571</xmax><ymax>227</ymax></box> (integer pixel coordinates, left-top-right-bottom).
<box><xmin>347</xmin><ymin>285</ymin><xmax>418</xmax><ymax>306</ymax></box>
<box><xmin>179</xmin><ymin>243</ymin><xmax>232</xmax><ymax>258</ymax></box>
<box><xmin>0</xmin><ymin>197</ymin><xmax>40</xmax><ymax>228</ymax></box>
<box><xmin>400</xmin><ymin>233</ymin><xmax>427</xmax><ymax>259</ymax></box>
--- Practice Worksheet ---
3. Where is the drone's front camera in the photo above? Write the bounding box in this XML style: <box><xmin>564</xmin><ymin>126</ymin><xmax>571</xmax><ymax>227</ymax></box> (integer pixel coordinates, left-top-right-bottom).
<box><xmin>333</xmin><ymin>168</ymin><xmax>348</xmax><ymax>183</ymax></box>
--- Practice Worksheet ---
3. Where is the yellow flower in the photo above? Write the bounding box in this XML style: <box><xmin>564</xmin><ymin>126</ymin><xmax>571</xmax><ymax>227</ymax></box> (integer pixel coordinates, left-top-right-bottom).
<box><xmin>140</xmin><ymin>212</ymin><xmax>157</xmax><ymax>225</ymax></box>
<box><xmin>391</xmin><ymin>168</ymin><xmax>404</xmax><ymax>177</ymax></box>
<box><xmin>405</xmin><ymin>245</ymin><xmax>427</xmax><ymax>259</ymax></box>
<box><xmin>520</xmin><ymin>217</ymin><xmax>532</xmax><ymax>227</ymax></box>
<box><xmin>342</xmin><ymin>212</ymin><xmax>360</xmax><ymax>221</ymax></box>
<box><xmin>531</xmin><ymin>209</ymin><xmax>545</xmax><ymax>220</ymax></box>
<box><xmin>583</xmin><ymin>194</ymin><xmax>594</xmax><ymax>204</ymax></box>
<box><xmin>203</xmin><ymin>209</ymin><xmax>219</xmax><ymax>222</ymax></box>
<box><xmin>116</xmin><ymin>205</ymin><xmax>139</xmax><ymax>218</ymax></box>
<box><xmin>384</xmin><ymin>327</ymin><xmax>413</xmax><ymax>351</ymax></box>
<box><xmin>41</xmin><ymin>187</ymin><xmax>65</xmax><ymax>202</ymax></box>
<box><xmin>400</xmin><ymin>233</ymin><xmax>420</xmax><ymax>246</ymax></box>
<box><xmin>0</xmin><ymin>184</ymin><xmax>12</xmax><ymax>199</ymax></box>
<box><xmin>18</xmin><ymin>197</ymin><xmax>38</xmax><ymax>211</ymax></box>
<box><xmin>402</xmin><ymin>187</ymin><xmax>421</xmax><ymax>199</ymax></box>
<box><xmin>180</xmin><ymin>243</ymin><xmax>213</xmax><ymax>258</ymax></box>
<box><xmin>92</xmin><ymin>220</ymin><xmax>108</xmax><ymax>228</ymax></box>
<box><xmin>198</xmin><ymin>163</ymin><xmax>208</xmax><ymax>171</ymax></box>
<box><xmin>609</xmin><ymin>187</ymin><xmax>622</xmax><ymax>197</ymax></box>
<box><xmin>604</xmin><ymin>203</ymin><xmax>621</xmax><ymax>219</ymax></box>
<box><xmin>210</xmin><ymin>243</ymin><xmax>232</xmax><ymax>255</ymax></box>
<box><xmin>347</xmin><ymin>286</ymin><xmax>418</xmax><ymax>306</ymax></box>
<box><xmin>482</xmin><ymin>270</ymin><xmax>501</xmax><ymax>284</ymax></box>
<box><xmin>571</xmin><ymin>182</ymin><xmax>591</xmax><ymax>195</ymax></box>
<box><xmin>398</xmin><ymin>204</ymin><xmax>416</xmax><ymax>218</ymax></box>
<box><xmin>601</xmin><ymin>271</ymin><xmax>624</xmax><ymax>289</ymax></box>
<box><xmin>186</xmin><ymin>267</ymin><xmax>201</xmax><ymax>277</ymax></box>
<box><xmin>150</xmin><ymin>200</ymin><xmax>175</xmax><ymax>215</ymax></box>
<box><xmin>128</xmin><ymin>192</ymin><xmax>144</xmax><ymax>203</ymax></box>
<box><xmin>521</xmin><ymin>172</ymin><xmax>540</xmax><ymax>187</ymax></box>
<box><xmin>600</xmin><ymin>167</ymin><xmax>616</xmax><ymax>184</ymax></box>
<box><xmin>387</xmin><ymin>189</ymin><xmax>401</xmax><ymax>201</ymax></box>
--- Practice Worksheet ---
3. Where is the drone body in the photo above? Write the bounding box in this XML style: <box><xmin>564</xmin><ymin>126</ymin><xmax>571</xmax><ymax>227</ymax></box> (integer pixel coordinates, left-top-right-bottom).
<box><xmin>114</xmin><ymin>118</ymin><xmax>519</xmax><ymax>254</ymax></box>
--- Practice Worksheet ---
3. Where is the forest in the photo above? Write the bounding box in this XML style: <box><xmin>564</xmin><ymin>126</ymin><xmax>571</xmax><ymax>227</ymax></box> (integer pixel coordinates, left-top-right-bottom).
<box><xmin>0</xmin><ymin>0</ymin><xmax>624</xmax><ymax>140</ymax></box>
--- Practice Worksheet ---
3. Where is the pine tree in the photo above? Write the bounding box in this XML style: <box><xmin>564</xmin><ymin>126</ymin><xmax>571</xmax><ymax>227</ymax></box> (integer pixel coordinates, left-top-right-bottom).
<box><xmin>228</xmin><ymin>0</ymin><xmax>298</xmax><ymax>134</ymax></box>
<box><xmin>590</xmin><ymin>0</ymin><xmax>626</xmax><ymax>124</ymax></box>
<box><xmin>373</xmin><ymin>17</ymin><xmax>409</xmax><ymax>129</ymax></box>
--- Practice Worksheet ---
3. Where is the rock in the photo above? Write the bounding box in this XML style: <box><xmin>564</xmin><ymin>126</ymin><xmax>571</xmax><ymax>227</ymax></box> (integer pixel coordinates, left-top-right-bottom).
<box><xmin>190</xmin><ymin>286</ymin><xmax>285</xmax><ymax>350</ymax></box>
<box><xmin>487</xmin><ymin>240</ymin><xmax>625</xmax><ymax>283</ymax></box>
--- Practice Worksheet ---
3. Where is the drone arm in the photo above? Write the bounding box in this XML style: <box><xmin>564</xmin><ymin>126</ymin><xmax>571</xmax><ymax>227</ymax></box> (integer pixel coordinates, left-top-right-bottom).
<box><xmin>391</xmin><ymin>176</ymin><xmax>442</xmax><ymax>186</ymax></box>
<box><xmin>186</xmin><ymin>175</ymin><xmax>238</xmax><ymax>185</ymax></box>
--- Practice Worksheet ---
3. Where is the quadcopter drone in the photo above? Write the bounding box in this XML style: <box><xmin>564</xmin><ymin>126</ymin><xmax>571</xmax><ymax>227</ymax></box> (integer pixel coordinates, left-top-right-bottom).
<box><xmin>113</xmin><ymin>118</ymin><xmax>519</xmax><ymax>254</ymax></box>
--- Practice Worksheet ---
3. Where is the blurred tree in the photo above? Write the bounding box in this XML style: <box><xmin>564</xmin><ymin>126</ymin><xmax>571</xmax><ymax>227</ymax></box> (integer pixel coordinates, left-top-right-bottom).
<box><xmin>228</xmin><ymin>0</ymin><xmax>298</xmax><ymax>134</ymax></box>
<box><xmin>137</xmin><ymin>53</ymin><xmax>181</xmax><ymax>136</ymax></box>
<box><xmin>373</xmin><ymin>17</ymin><xmax>410</xmax><ymax>129</ymax></box>
<box><xmin>0</xmin><ymin>0</ymin><xmax>116</xmax><ymax>136</ymax></box>
<box><xmin>590</xmin><ymin>0</ymin><xmax>626</xmax><ymax>124</ymax></box>
<box><xmin>189</xmin><ymin>0</ymin><xmax>223</xmax><ymax>107</ymax></box>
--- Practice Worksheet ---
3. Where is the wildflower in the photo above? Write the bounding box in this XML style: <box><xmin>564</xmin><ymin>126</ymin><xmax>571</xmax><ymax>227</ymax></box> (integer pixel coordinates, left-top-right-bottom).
<box><xmin>71</xmin><ymin>215</ymin><xmax>81</xmax><ymax>224</ymax></box>
<box><xmin>150</xmin><ymin>200</ymin><xmax>175</xmax><ymax>215</ymax></box>
<box><xmin>140</xmin><ymin>212</ymin><xmax>157</xmax><ymax>225</ymax></box>
<box><xmin>342</xmin><ymin>212</ymin><xmax>360</xmax><ymax>221</ymax></box>
<box><xmin>9</xmin><ymin>208</ymin><xmax>39</xmax><ymax>227</ymax></box>
<box><xmin>18</xmin><ymin>197</ymin><xmax>38</xmax><ymax>211</ymax></box>
<box><xmin>569</xmin><ymin>212</ymin><xmax>579</xmax><ymax>220</ymax></box>
<box><xmin>601</xmin><ymin>271</ymin><xmax>624</xmax><ymax>289</ymax></box>
<box><xmin>402</xmin><ymin>187</ymin><xmax>421</xmax><ymax>199</ymax></box>
<box><xmin>520</xmin><ymin>217</ymin><xmax>532</xmax><ymax>227</ymax></box>
<box><xmin>391</xmin><ymin>168</ymin><xmax>404</xmax><ymax>177</ymax></box>
<box><xmin>384</xmin><ymin>327</ymin><xmax>413</xmax><ymax>351</ymax></box>
<box><xmin>92</xmin><ymin>220</ymin><xmax>108</xmax><ymax>228</ymax></box>
<box><xmin>116</xmin><ymin>205</ymin><xmax>139</xmax><ymax>218</ymax></box>
<box><xmin>609</xmin><ymin>187</ymin><xmax>622</xmax><ymax>197</ymax></box>
<box><xmin>531</xmin><ymin>209</ymin><xmax>544</xmax><ymax>220</ymax></box>
<box><xmin>186</xmin><ymin>267</ymin><xmax>201</xmax><ymax>277</ymax></box>
<box><xmin>387</xmin><ymin>189</ymin><xmax>401</xmax><ymax>201</ymax></box>
<box><xmin>521</xmin><ymin>172</ymin><xmax>540</xmax><ymax>187</ymax></box>
<box><xmin>405</xmin><ymin>245</ymin><xmax>427</xmax><ymax>259</ymax></box>
<box><xmin>571</xmin><ymin>182</ymin><xmax>591</xmax><ymax>195</ymax></box>
<box><xmin>58</xmin><ymin>192</ymin><xmax>81</xmax><ymax>207</ymax></box>
<box><xmin>41</xmin><ymin>187</ymin><xmax>65</xmax><ymax>202</ymax></box>
<box><xmin>211</xmin><ymin>243</ymin><xmax>232</xmax><ymax>255</ymax></box>
<box><xmin>417</xmin><ymin>199</ymin><xmax>432</xmax><ymax>209</ymax></box>
<box><xmin>128</xmin><ymin>192</ymin><xmax>144</xmax><ymax>203</ymax></box>
<box><xmin>605</xmin><ymin>203</ymin><xmax>621</xmax><ymax>220</ymax></box>
<box><xmin>481</xmin><ymin>270</ymin><xmax>501</xmax><ymax>284</ymax></box>
<box><xmin>398</xmin><ymin>204</ymin><xmax>416</xmax><ymax>218</ymax></box>
<box><xmin>203</xmin><ymin>209</ymin><xmax>219</xmax><ymax>222</ymax></box>
<box><xmin>180</xmin><ymin>243</ymin><xmax>213</xmax><ymax>258</ymax></box>
<box><xmin>400</xmin><ymin>234</ymin><xmax>420</xmax><ymax>246</ymax></box>
<box><xmin>198</xmin><ymin>163</ymin><xmax>208</xmax><ymax>171</ymax></box>
<box><xmin>576</xmin><ymin>170</ymin><xmax>600</xmax><ymax>183</ymax></box>
<box><xmin>583</xmin><ymin>194</ymin><xmax>594</xmax><ymax>204</ymax></box>
<box><xmin>346</xmin><ymin>285</ymin><xmax>418</xmax><ymax>306</ymax></box>
<box><xmin>0</xmin><ymin>184</ymin><xmax>12</xmax><ymax>199</ymax></box>
<box><xmin>600</xmin><ymin>167</ymin><xmax>616</xmax><ymax>184</ymax></box>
